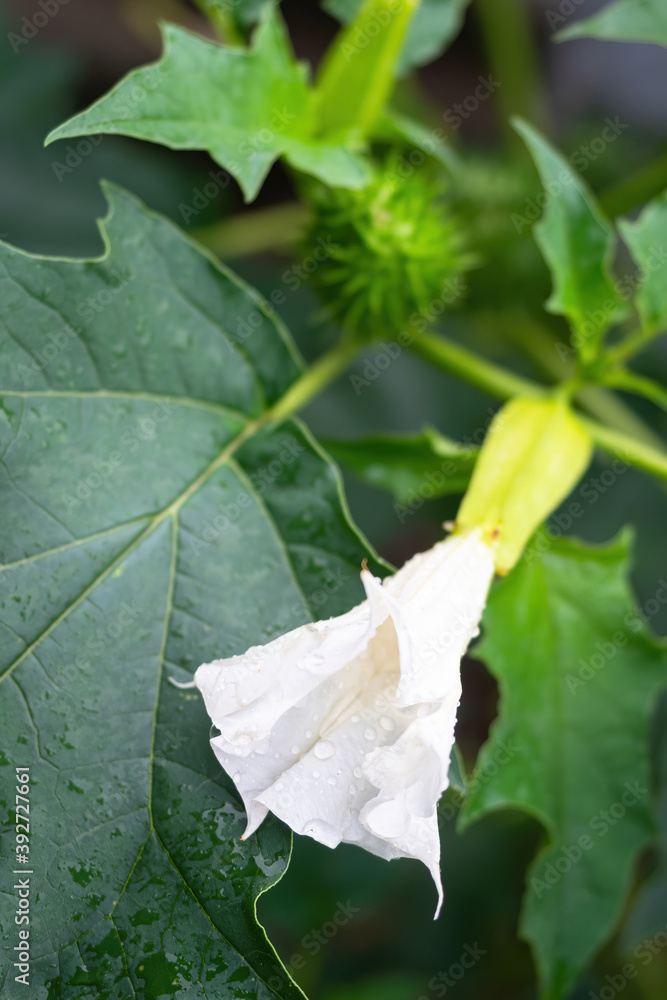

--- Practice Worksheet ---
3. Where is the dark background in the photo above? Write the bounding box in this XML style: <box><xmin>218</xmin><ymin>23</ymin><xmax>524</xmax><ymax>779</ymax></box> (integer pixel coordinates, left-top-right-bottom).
<box><xmin>3</xmin><ymin>1</ymin><xmax>667</xmax><ymax>997</ymax></box>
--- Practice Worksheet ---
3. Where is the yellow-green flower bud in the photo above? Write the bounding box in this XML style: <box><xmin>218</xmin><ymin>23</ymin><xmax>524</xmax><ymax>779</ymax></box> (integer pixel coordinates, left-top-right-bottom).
<box><xmin>457</xmin><ymin>396</ymin><xmax>593</xmax><ymax>574</ymax></box>
<box><xmin>315</xmin><ymin>0</ymin><xmax>421</xmax><ymax>139</ymax></box>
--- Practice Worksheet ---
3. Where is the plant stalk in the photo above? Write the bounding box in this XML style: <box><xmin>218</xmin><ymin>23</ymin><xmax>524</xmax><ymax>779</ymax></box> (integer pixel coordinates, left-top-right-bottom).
<box><xmin>269</xmin><ymin>340</ymin><xmax>359</xmax><ymax>425</ymax></box>
<box><xmin>475</xmin><ymin>0</ymin><xmax>545</xmax><ymax>148</ymax></box>
<box><xmin>408</xmin><ymin>330</ymin><xmax>667</xmax><ymax>482</ymax></box>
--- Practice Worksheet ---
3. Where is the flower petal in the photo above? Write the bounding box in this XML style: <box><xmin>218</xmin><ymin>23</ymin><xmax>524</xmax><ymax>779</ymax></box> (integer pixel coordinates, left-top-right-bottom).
<box><xmin>379</xmin><ymin>529</ymin><xmax>496</xmax><ymax>703</ymax></box>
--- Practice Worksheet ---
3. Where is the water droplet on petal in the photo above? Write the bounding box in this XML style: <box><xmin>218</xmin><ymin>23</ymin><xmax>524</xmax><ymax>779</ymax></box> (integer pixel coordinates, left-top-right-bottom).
<box><xmin>353</xmin><ymin>766</ymin><xmax>363</xmax><ymax>779</ymax></box>
<box><xmin>348</xmin><ymin>783</ymin><xmax>357</xmax><ymax>795</ymax></box>
<box><xmin>275</xmin><ymin>782</ymin><xmax>284</xmax><ymax>792</ymax></box>
<box><xmin>364</xmin><ymin>727</ymin><xmax>377</xmax><ymax>741</ymax></box>
<box><xmin>379</xmin><ymin>716</ymin><xmax>396</xmax><ymax>732</ymax></box>
<box><xmin>312</xmin><ymin>770</ymin><xmax>320</xmax><ymax>779</ymax></box>
<box><xmin>351</xmin><ymin>714</ymin><xmax>360</xmax><ymax>723</ymax></box>
<box><xmin>306</xmin><ymin>729</ymin><xmax>313</xmax><ymax>739</ymax></box>
<box><xmin>290</xmin><ymin>745</ymin><xmax>299</xmax><ymax>755</ymax></box>
<box><xmin>314</xmin><ymin>739</ymin><xmax>335</xmax><ymax>760</ymax></box>
<box><xmin>327</xmin><ymin>776</ymin><xmax>337</xmax><ymax>786</ymax></box>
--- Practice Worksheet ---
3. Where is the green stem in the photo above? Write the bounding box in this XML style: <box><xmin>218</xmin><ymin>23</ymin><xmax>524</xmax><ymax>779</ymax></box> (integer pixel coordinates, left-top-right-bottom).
<box><xmin>193</xmin><ymin>203</ymin><xmax>310</xmax><ymax>260</ymax></box>
<box><xmin>410</xmin><ymin>329</ymin><xmax>545</xmax><ymax>400</ymax></box>
<box><xmin>269</xmin><ymin>340</ymin><xmax>359</xmax><ymax>425</ymax></box>
<box><xmin>475</xmin><ymin>0</ymin><xmax>545</xmax><ymax>148</ymax></box>
<box><xmin>599</xmin><ymin>150</ymin><xmax>667</xmax><ymax>219</ymax></box>
<box><xmin>605</xmin><ymin>326</ymin><xmax>656</xmax><ymax>366</ymax></box>
<box><xmin>483</xmin><ymin>310</ymin><xmax>665</xmax><ymax>448</ymax></box>
<box><xmin>579</xmin><ymin>419</ymin><xmax>667</xmax><ymax>482</ymax></box>
<box><xmin>408</xmin><ymin>330</ymin><xmax>667</xmax><ymax>482</ymax></box>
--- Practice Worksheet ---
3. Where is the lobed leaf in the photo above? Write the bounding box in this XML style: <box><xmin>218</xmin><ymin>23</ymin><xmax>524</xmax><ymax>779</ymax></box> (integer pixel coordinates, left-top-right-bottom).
<box><xmin>461</xmin><ymin>533</ymin><xmax>667</xmax><ymax>999</ymax></box>
<box><xmin>45</xmin><ymin>7</ymin><xmax>370</xmax><ymax>203</ymax></box>
<box><xmin>514</xmin><ymin>118</ymin><xmax>627</xmax><ymax>363</ymax></box>
<box><xmin>0</xmin><ymin>184</ymin><xmax>382</xmax><ymax>998</ymax></box>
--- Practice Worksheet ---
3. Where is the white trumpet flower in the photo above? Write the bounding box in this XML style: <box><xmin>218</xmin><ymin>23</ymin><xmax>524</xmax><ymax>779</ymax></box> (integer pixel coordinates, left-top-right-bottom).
<box><xmin>182</xmin><ymin>528</ymin><xmax>496</xmax><ymax>916</ymax></box>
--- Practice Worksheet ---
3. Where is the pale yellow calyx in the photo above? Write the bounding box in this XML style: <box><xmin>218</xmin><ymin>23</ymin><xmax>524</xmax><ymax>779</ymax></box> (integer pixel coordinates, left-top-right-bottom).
<box><xmin>457</xmin><ymin>396</ymin><xmax>593</xmax><ymax>574</ymax></box>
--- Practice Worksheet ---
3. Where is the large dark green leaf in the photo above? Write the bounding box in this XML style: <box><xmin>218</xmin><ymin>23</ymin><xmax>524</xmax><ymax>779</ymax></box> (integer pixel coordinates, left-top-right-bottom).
<box><xmin>461</xmin><ymin>534</ymin><xmax>667</xmax><ymax>1000</ymax></box>
<box><xmin>0</xmin><ymin>184</ymin><xmax>381</xmax><ymax>998</ymax></box>
<box><xmin>556</xmin><ymin>0</ymin><xmax>667</xmax><ymax>48</ymax></box>
<box><xmin>514</xmin><ymin>119</ymin><xmax>627</xmax><ymax>363</ymax></box>
<box><xmin>322</xmin><ymin>0</ymin><xmax>472</xmax><ymax>75</ymax></box>
<box><xmin>45</xmin><ymin>8</ymin><xmax>369</xmax><ymax>202</ymax></box>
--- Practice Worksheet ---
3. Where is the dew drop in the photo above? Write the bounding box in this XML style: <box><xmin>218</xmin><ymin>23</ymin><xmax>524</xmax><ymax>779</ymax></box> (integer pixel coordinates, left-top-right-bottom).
<box><xmin>275</xmin><ymin>782</ymin><xmax>284</xmax><ymax>792</ymax></box>
<box><xmin>290</xmin><ymin>745</ymin><xmax>299</xmax><ymax>755</ymax></box>
<box><xmin>353</xmin><ymin>766</ymin><xmax>363</xmax><ymax>779</ymax></box>
<box><xmin>305</xmin><ymin>729</ymin><xmax>313</xmax><ymax>739</ymax></box>
<box><xmin>379</xmin><ymin>716</ymin><xmax>396</xmax><ymax>732</ymax></box>
<box><xmin>232</xmin><ymin>772</ymin><xmax>241</xmax><ymax>784</ymax></box>
<box><xmin>312</xmin><ymin>770</ymin><xmax>320</xmax><ymax>779</ymax></box>
<box><xmin>274</xmin><ymin>752</ymin><xmax>281</xmax><ymax>759</ymax></box>
<box><xmin>312</xmin><ymin>713</ymin><xmax>320</xmax><ymax>722</ymax></box>
<box><xmin>313</xmin><ymin>739</ymin><xmax>335</xmax><ymax>760</ymax></box>
<box><xmin>327</xmin><ymin>776</ymin><xmax>337</xmax><ymax>786</ymax></box>
<box><xmin>364</xmin><ymin>727</ymin><xmax>377</xmax><ymax>741</ymax></box>
<box><xmin>351</xmin><ymin>714</ymin><xmax>360</xmax><ymax>723</ymax></box>
<box><xmin>348</xmin><ymin>783</ymin><xmax>357</xmax><ymax>795</ymax></box>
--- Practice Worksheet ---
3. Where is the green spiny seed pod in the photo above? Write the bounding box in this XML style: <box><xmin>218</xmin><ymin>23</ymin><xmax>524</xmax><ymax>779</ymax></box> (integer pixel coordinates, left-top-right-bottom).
<box><xmin>301</xmin><ymin>165</ymin><xmax>472</xmax><ymax>341</ymax></box>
